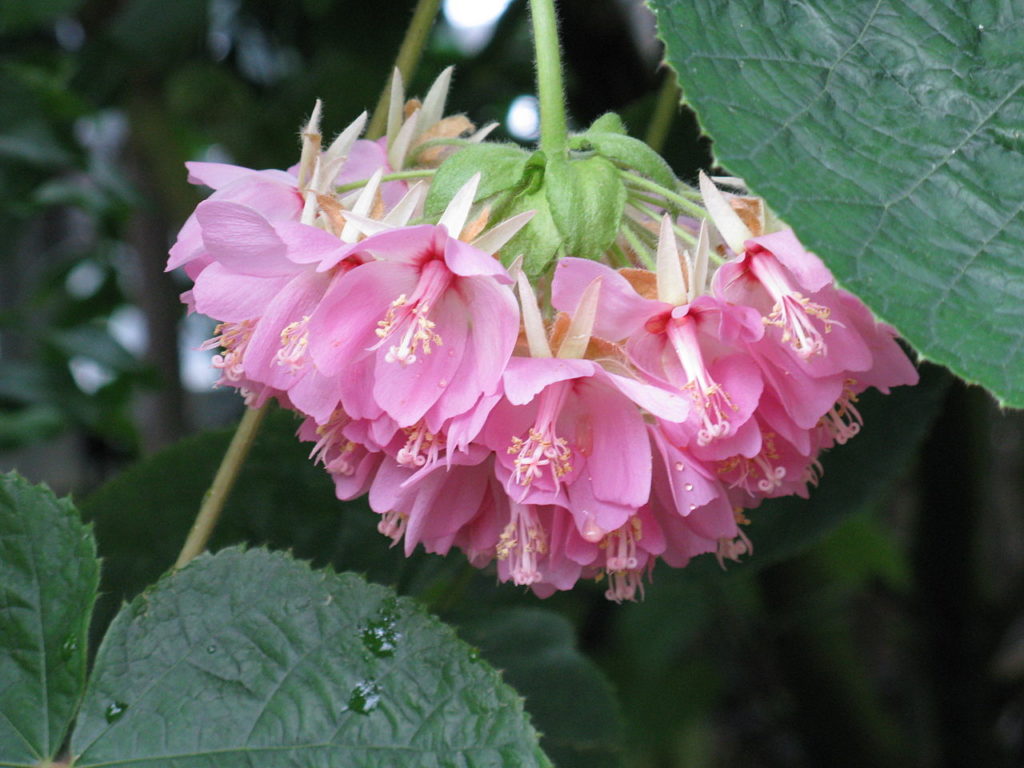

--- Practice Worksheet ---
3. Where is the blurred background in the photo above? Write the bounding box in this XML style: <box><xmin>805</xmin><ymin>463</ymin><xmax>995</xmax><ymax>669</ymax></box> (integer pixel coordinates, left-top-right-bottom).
<box><xmin>1</xmin><ymin>1</ymin><xmax>1022</xmax><ymax>766</ymax></box>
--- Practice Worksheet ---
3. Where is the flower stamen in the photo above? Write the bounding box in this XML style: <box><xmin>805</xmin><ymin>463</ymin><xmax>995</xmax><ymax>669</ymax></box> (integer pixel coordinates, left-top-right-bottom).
<box><xmin>496</xmin><ymin>503</ymin><xmax>547</xmax><ymax>585</ymax></box>
<box><xmin>201</xmin><ymin>320</ymin><xmax>256</xmax><ymax>383</ymax></box>
<box><xmin>277</xmin><ymin>315</ymin><xmax>311</xmax><ymax>372</ymax></box>
<box><xmin>397</xmin><ymin>422</ymin><xmax>441</xmax><ymax>468</ymax></box>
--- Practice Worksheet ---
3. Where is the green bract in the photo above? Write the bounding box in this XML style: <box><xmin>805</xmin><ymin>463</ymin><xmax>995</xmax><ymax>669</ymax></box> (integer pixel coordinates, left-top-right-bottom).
<box><xmin>571</xmin><ymin>128</ymin><xmax>679</xmax><ymax>193</ymax></box>
<box><xmin>423</xmin><ymin>141</ymin><xmax>530</xmax><ymax>218</ymax></box>
<box><xmin>544</xmin><ymin>153</ymin><xmax>627</xmax><ymax>261</ymax></box>
<box><xmin>427</xmin><ymin>110</ymin><xmax>688</xmax><ymax>276</ymax></box>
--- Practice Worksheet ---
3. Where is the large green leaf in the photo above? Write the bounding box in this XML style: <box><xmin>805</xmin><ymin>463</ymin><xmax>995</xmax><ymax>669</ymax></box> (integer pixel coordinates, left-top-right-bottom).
<box><xmin>460</xmin><ymin>608</ymin><xmax>626</xmax><ymax>768</ymax></box>
<box><xmin>70</xmin><ymin>547</ymin><xmax>550</xmax><ymax>767</ymax></box>
<box><xmin>0</xmin><ymin>472</ymin><xmax>99</xmax><ymax>765</ymax></box>
<box><xmin>650</xmin><ymin>0</ymin><xmax>1024</xmax><ymax>406</ymax></box>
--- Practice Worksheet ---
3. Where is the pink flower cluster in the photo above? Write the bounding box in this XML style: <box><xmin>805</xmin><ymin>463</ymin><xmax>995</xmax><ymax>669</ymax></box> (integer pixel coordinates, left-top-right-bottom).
<box><xmin>170</xmin><ymin>97</ymin><xmax>917</xmax><ymax>601</ymax></box>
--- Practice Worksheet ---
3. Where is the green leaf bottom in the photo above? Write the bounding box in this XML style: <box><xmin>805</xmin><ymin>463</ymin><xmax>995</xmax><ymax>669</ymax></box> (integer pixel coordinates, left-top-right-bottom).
<box><xmin>71</xmin><ymin>547</ymin><xmax>551</xmax><ymax>768</ymax></box>
<box><xmin>0</xmin><ymin>472</ymin><xmax>99</xmax><ymax>766</ymax></box>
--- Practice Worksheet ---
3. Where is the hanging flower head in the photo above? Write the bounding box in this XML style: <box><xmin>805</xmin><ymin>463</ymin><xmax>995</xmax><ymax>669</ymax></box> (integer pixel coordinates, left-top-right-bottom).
<box><xmin>169</xmin><ymin>67</ymin><xmax>918</xmax><ymax>602</ymax></box>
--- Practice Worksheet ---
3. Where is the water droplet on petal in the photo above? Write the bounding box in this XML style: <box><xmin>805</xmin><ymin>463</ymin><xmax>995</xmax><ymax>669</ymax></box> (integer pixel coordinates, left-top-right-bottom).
<box><xmin>684</xmin><ymin>482</ymin><xmax>694</xmax><ymax>491</ymax></box>
<box><xmin>581</xmin><ymin>515</ymin><xmax>605</xmax><ymax>543</ymax></box>
<box><xmin>688</xmin><ymin>504</ymin><xmax>697</xmax><ymax>512</ymax></box>
<box><xmin>348</xmin><ymin>680</ymin><xmax>381</xmax><ymax>714</ymax></box>
<box><xmin>674</xmin><ymin>462</ymin><xmax>685</xmax><ymax>471</ymax></box>
<box><xmin>105</xmin><ymin>701</ymin><xmax>129</xmax><ymax>723</ymax></box>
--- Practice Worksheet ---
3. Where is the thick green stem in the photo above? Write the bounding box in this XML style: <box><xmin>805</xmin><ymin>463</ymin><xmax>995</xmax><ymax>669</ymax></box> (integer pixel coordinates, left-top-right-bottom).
<box><xmin>644</xmin><ymin>71</ymin><xmax>681</xmax><ymax>154</ymax></box>
<box><xmin>174</xmin><ymin>404</ymin><xmax>268</xmax><ymax>569</ymax></box>
<box><xmin>529</xmin><ymin>0</ymin><xmax>569</xmax><ymax>157</ymax></box>
<box><xmin>366</xmin><ymin>0</ymin><xmax>443</xmax><ymax>140</ymax></box>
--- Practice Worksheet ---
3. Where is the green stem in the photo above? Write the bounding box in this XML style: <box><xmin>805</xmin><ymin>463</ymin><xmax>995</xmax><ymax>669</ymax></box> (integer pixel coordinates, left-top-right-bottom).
<box><xmin>174</xmin><ymin>404</ymin><xmax>269</xmax><ymax>569</ymax></box>
<box><xmin>623</xmin><ymin>171</ymin><xmax>707</xmax><ymax>218</ymax></box>
<box><xmin>621</xmin><ymin>219</ymin><xmax>656</xmax><ymax>269</ymax></box>
<box><xmin>335</xmin><ymin>168</ymin><xmax>435</xmax><ymax>193</ymax></box>
<box><xmin>644</xmin><ymin>70</ymin><xmax>681</xmax><ymax>154</ymax></box>
<box><xmin>366</xmin><ymin>0</ymin><xmax>444</xmax><ymax>140</ymax></box>
<box><xmin>529</xmin><ymin>0</ymin><xmax>569</xmax><ymax>157</ymax></box>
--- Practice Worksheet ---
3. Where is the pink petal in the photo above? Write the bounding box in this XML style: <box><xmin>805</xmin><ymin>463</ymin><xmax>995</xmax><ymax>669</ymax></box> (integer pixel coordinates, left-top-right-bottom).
<box><xmin>307</xmin><ymin>260</ymin><xmax>418</xmax><ymax>375</ymax></box>
<box><xmin>287</xmin><ymin>369</ymin><xmax>342</xmax><ymax>425</ymax></box>
<box><xmin>650</xmin><ymin>427</ymin><xmax>724</xmax><ymax>515</ymax></box>
<box><xmin>444</xmin><ymin>237</ymin><xmax>513</xmax><ymax>282</ymax></box>
<box><xmin>579</xmin><ymin>378</ymin><xmax>652</xmax><ymax>509</ymax></box>
<box><xmin>337</xmin><ymin>356</ymin><xmax>386</xmax><ymax>422</ymax></box>
<box><xmin>441</xmin><ymin>392</ymin><xmax>503</xmax><ymax>454</ymax></box>
<box><xmin>368</xmin><ymin>458</ymin><xmax>409</xmax><ymax>514</ymax></box>
<box><xmin>747</xmin><ymin>229</ymin><xmax>832</xmax><ymax>293</ymax></box>
<box><xmin>502</xmin><ymin>357</ymin><xmax>593</xmax><ymax>405</ymax></box>
<box><xmin>191</xmin><ymin>263</ymin><xmax>292</xmax><ymax>322</ymax></box>
<box><xmin>552</xmin><ymin>257</ymin><xmax>662</xmax><ymax>340</ymax></box>
<box><xmin>332</xmin><ymin>447</ymin><xmax>382</xmax><ymax>501</ymax></box>
<box><xmin>566</xmin><ymin>477</ymin><xmax>634</xmax><ymax>536</ymax></box>
<box><xmin>755</xmin><ymin>344</ymin><xmax>844</xmax><ymax>428</ymax></box>
<box><xmin>185</xmin><ymin>161</ymin><xmax>295</xmax><ymax>190</ymax></box>
<box><xmin>428</xmin><ymin>276</ymin><xmax>518</xmax><ymax>424</ymax></box>
<box><xmin>272</xmin><ymin>221</ymin><xmax>355</xmax><ymax>267</ymax></box>
<box><xmin>601</xmin><ymin>370</ymin><xmax>690</xmax><ymax>422</ymax></box>
<box><xmin>403</xmin><ymin>463</ymin><xmax>489</xmax><ymax>556</ymax></box>
<box><xmin>838</xmin><ymin>291</ymin><xmax>918</xmax><ymax>392</ymax></box>
<box><xmin>372</xmin><ymin>290</ymin><xmax>468</xmax><ymax>425</ymax></box>
<box><xmin>242</xmin><ymin>270</ymin><xmax>331</xmax><ymax>386</ymax></box>
<box><xmin>197</xmin><ymin>202</ymin><xmax>295</xmax><ymax>276</ymax></box>
<box><xmin>351</xmin><ymin>225</ymin><xmax>445</xmax><ymax>266</ymax></box>
<box><xmin>167</xmin><ymin>212</ymin><xmax>204</xmax><ymax>271</ymax></box>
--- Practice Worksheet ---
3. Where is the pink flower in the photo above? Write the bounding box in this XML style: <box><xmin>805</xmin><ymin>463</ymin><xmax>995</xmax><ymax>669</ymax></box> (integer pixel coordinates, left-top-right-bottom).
<box><xmin>714</xmin><ymin>230</ymin><xmax>874</xmax><ymax>377</ymax></box>
<box><xmin>307</xmin><ymin>223</ymin><xmax>520</xmax><ymax>429</ymax></box>
<box><xmin>298</xmin><ymin>409</ymin><xmax>382</xmax><ymax>500</ymax></box>
<box><xmin>596</xmin><ymin>508</ymin><xmax>666</xmax><ymax>602</ymax></box>
<box><xmin>187</xmin><ymin>200</ymin><xmax>365</xmax><ymax>421</ymax></box>
<box><xmin>167</xmin><ymin>162</ymin><xmax>304</xmax><ymax>279</ymax></box>
<box><xmin>482</xmin><ymin>355</ymin><xmax>688</xmax><ymax>537</ymax></box>
<box><xmin>552</xmin><ymin>255</ymin><xmax>763</xmax><ymax>456</ymax></box>
<box><xmin>368</xmin><ymin>451</ymin><xmax>493</xmax><ymax>556</ymax></box>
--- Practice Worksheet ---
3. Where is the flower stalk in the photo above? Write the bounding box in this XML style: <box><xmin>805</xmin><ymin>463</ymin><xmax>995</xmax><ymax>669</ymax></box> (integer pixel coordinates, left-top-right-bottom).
<box><xmin>529</xmin><ymin>0</ymin><xmax>569</xmax><ymax>157</ymax></box>
<box><xmin>174</xmin><ymin>403</ymin><xmax>268</xmax><ymax>569</ymax></box>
